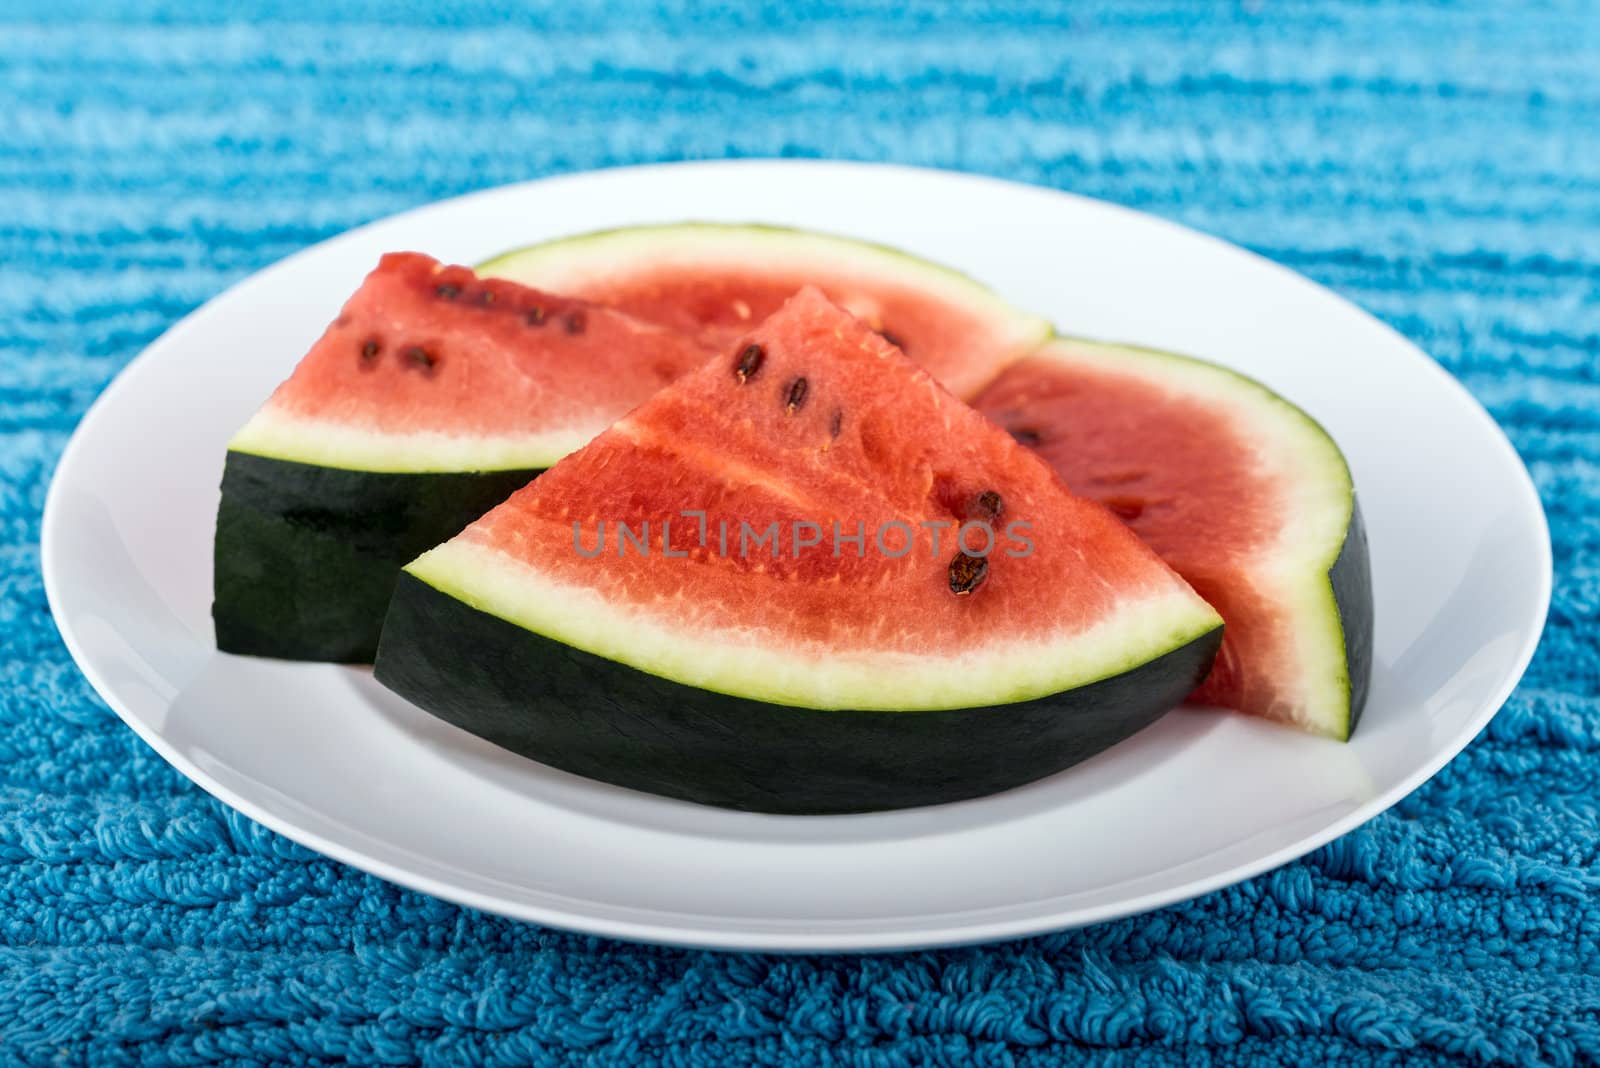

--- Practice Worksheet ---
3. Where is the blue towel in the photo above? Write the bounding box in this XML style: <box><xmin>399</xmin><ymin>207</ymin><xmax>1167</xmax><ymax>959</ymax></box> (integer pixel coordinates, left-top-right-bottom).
<box><xmin>3</xmin><ymin>2</ymin><xmax>1596</xmax><ymax>1064</ymax></box>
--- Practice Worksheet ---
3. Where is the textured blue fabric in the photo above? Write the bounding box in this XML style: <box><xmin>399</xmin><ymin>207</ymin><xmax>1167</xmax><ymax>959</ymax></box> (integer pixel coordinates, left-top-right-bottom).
<box><xmin>3</xmin><ymin>1</ymin><xmax>1597</xmax><ymax>1064</ymax></box>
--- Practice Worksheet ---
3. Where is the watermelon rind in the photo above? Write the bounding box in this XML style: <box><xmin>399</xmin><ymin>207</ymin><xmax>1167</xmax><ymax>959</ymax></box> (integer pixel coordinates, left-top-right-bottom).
<box><xmin>213</xmin><ymin>452</ymin><xmax>540</xmax><ymax>662</ymax></box>
<box><xmin>375</xmin><ymin>567</ymin><xmax>1222</xmax><ymax>813</ymax></box>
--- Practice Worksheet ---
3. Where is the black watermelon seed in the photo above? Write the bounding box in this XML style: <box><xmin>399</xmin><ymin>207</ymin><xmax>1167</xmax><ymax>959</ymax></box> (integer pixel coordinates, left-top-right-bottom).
<box><xmin>785</xmin><ymin>377</ymin><xmax>809</xmax><ymax>413</ymax></box>
<box><xmin>1009</xmin><ymin>427</ymin><xmax>1042</xmax><ymax>446</ymax></box>
<box><xmin>1102</xmin><ymin>496</ymin><xmax>1146</xmax><ymax>522</ymax></box>
<box><xmin>526</xmin><ymin>306</ymin><xmax>546</xmax><ymax>326</ymax></box>
<box><xmin>360</xmin><ymin>338</ymin><xmax>381</xmax><ymax>361</ymax></box>
<box><xmin>829</xmin><ymin>408</ymin><xmax>844</xmax><ymax>437</ymax></box>
<box><xmin>563</xmin><ymin>310</ymin><xmax>587</xmax><ymax>335</ymax></box>
<box><xmin>406</xmin><ymin>346</ymin><xmax>437</xmax><ymax>371</ymax></box>
<box><xmin>879</xmin><ymin>328</ymin><xmax>905</xmax><ymax>351</ymax></box>
<box><xmin>971</xmin><ymin>490</ymin><xmax>1004</xmax><ymax>521</ymax></box>
<box><xmin>948</xmin><ymin>553</ymin><xmax>989</xmax><ymax>596</ymax></box>
<box><xmin>734</xmin><ymin>343</ymin><xmax>765</xmax><ymax>382</ymax></box>
<box><xmin>435</xmin><ymin>283</ymin><xmax>461</xmax><ymax>300</ymax></box>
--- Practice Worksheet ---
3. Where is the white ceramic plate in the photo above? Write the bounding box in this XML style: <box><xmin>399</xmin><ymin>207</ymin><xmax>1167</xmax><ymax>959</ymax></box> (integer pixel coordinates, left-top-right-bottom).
<box><xmin>42</xmin><ymin>161</ymin><xmax>1551</xmax><ymax>952</ymax></box>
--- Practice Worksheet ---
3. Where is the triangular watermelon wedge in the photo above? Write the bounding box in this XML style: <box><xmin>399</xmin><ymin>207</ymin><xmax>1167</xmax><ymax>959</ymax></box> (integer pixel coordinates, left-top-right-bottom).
<box><xmin>374</xmin><ymin>288</ymin><xmax>1223</xmax><ymax>813</ymax></box>
<box><xmin>214</xmin><ymin>253</ymin><xmax>715</xmax><ymax>662</ymax></box>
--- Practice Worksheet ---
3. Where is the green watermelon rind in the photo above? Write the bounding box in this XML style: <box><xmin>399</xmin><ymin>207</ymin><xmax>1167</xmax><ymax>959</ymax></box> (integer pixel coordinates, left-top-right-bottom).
<box><xmin>213</xmin><ymin>452</ymin><xmax>543</xmax><ymax>662</ymax></box>
<box><xmin>374</xmin><ymin>568</ymin><xmax>1223</xmax><ymax>813</ymax></box>
<box><xmin>1034</xmin><ymin>335</ymin><xmax>1373</xmax><ymax>741</ymax></box>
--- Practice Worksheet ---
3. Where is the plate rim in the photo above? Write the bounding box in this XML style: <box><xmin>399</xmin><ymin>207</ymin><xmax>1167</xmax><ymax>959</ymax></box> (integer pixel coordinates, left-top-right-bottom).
<box><xmin>40</xmin><ymin>158</ymin><xmax>1554</xmax><ymax>952</ymax></box>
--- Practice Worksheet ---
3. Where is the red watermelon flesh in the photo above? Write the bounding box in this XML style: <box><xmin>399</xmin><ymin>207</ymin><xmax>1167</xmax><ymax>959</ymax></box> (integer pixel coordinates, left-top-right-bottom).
<box><xmin>972</xmin><ymin>339</ymin><xmax>1368</xmax><ymax>737</ymax></box>
<box><xmin>228</xmin><ymin>252</ymin><xmax>717</xmax><ymax>473</ymax></box>
<box><xmin>400</xmin><ymin>287</ymin><xmax>1222</xmax><ymax>712</ymax></box>
<box><xmin>479</xmin><ymin>224</ymin><xmax>1051</xmax><ymax>400</ymax></box>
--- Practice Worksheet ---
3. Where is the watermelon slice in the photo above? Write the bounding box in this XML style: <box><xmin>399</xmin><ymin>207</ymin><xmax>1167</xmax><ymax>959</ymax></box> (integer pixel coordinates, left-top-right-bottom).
<box><xmin>374</xmin><ymin>288</ymin><xmax>1223</xmax><ymax>813</ymax></box>
<box><xmin>214</xmin><ymin>252</ymin><xmax>715</xmax><ymax>662</ymax></box>
<box><xmin>971</xmin><ymin>338</ymin><xmax>1373</xmax><ymax>739</ymax></box>
<box><xmin>479</xmin><ymin>223</ymin><xmax>1051</xmax><ymax>399</ymax></box>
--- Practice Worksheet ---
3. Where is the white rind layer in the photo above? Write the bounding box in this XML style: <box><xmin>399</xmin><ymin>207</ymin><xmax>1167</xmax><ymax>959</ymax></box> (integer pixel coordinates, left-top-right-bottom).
<box><xmin>227</xmin><ymin>405</ymin><xmax>588</xmax><ymax>473</ymax></box>
<box><xmin>405</xmin><ymin>536</ymin><xmax>1223</xmax><ymax>712</ymax></box>
<box><xmin>1039</xmin><ymin>337</ymin><xmax>1357</xmax><ymax>737</ymax></box>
